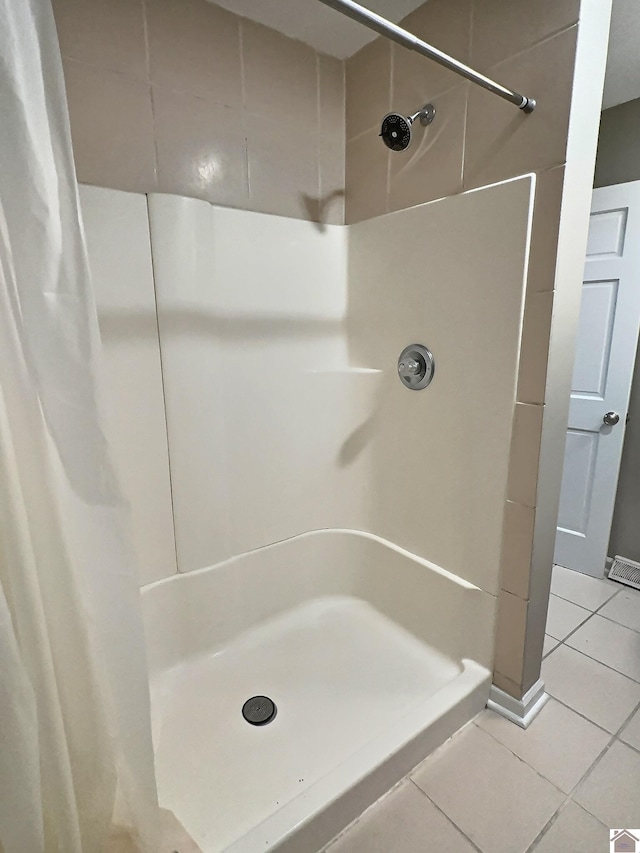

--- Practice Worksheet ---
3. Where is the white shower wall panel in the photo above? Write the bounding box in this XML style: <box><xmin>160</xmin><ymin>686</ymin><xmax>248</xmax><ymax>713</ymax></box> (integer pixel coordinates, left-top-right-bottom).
<box><xmin>82</xmin><ymin>178</ymin><xmax>534</xmax><ymax>594</ymax></box>
<box><xmin>148</xmin><ymin>196</ymin><xmax>375</xmax><ymax>572</ymax></box>
<box><xmin>79</xmin><ymin>186</ymin><xmax>177</xmax><ymax>585</ymax></box>
<box><xmin>348</xmin><ymin>176</ymin><xmax>535</xmax><ymax>595</ymax></box>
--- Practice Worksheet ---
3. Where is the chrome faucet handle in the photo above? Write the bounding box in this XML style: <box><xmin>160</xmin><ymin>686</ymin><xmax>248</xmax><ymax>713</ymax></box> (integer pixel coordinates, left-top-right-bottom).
<box><xmin>398</xmin><ymin>357</ymin><xmax>421</xmax><ymax>378</ymax></box>
<box><xmin>397</xmin><ymin>344</ymin><xmax>435</xmax><ymax>390</ymax></box>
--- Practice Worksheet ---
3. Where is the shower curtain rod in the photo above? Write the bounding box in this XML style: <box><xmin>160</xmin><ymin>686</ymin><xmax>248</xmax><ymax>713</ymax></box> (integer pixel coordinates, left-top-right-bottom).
<box><xmin>318</xmin><ymin>0</ymin><xmax>536</xmax><ymax>112</ymax></box>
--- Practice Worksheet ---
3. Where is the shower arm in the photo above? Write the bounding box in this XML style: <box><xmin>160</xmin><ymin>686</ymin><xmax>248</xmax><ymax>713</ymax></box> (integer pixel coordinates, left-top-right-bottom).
<box><xmin>318</xmin><ymin>0</ymin><xmax>536</xmax><ymax>113</ymax></box>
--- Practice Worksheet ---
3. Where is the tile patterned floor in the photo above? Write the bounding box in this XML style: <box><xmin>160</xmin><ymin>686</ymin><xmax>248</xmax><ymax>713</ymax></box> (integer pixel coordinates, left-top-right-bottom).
<box><xmin>324</xmin><ymin>569</ymin><xmax>640</xmax><ymax>853</ymax></box>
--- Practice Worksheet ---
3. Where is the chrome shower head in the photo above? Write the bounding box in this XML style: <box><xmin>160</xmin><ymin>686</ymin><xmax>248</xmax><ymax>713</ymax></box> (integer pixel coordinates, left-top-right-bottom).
<box><xmin>380</xmin><ymin>103</ymin><xmax>436</xmax><ymax>151</ymax></box>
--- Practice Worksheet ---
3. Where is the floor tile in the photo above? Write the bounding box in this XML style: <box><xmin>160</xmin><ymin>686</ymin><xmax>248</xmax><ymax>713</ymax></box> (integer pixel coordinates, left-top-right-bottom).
<box><xmin>599</xmin><ymin>589</ymin><xmax>640</xmax><ymax>633</ymax></box>
<box><xmin>542</xmin><ymin>644</ymin><xmax>640</xmax><ymax>733</ymax></box>
<box><xmin>412</xmin><ymin>725</ymin><xmax>563</xmax><ymax>853</ymax></box>
<box><xmin>565</xmin><ymin>614</ymin><xmax>640</xmax><ymax>682</ymax></box>
<box><xmin>620</xmin><ymin>706</ymin><xmax>640</xmax><ymax>753</ymax></box>
<box><xmin>574</xmin><ymin>740</ymin><xmax>640</xmax><ymax>827</ymax></box>
<box><xmin>551</xmin><ymin>565</ymin><xmax>618</xmax><ymax>611</ymax></box>
<box><xmin>476</xmin><ymin>699</ymin><xmax>609</xmax><ymax>793</ymax></box>
<box><xmin>326</xmin><ymin>780</ymin><xmax>476</xmax><ymax>853</ymax></box>
<box><xmin>543</xmin><ymin>635</ymin><xmax>559</xmax><ymax>657</ymax></box>
<box><xmin>532</xmin><ymin>800</ymin><xmax>608</xmax><ymax>853</ymax></box>
<box><xmin>545</xmin><ymin>595</ymin><xmax>591</xmax><ymax>641</ymax></box>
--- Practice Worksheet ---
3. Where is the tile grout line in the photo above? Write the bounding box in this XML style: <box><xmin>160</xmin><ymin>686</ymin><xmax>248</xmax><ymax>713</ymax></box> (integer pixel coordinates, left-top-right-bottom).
<box><xmin>141</xmin><ymin>0</ymin><xmax>151</xmax><ymax>83</ymax></box>
<box><xmin>359</xmin><ymin>686</ymin><xmax>638</xmax><ymax>853</ymax></box>
<box><xmin>437</xmin><ymin>718</ymin><xmax>574</xmax><ymax>852</ymax></box>
<box><xmin>545</xmin><ymin>600</ymin><xmax>594</xmax><ymax>645</ymax></box>
<box><xmin>615</xmin><ymin>697</ymin><xmax>640</xmax><ymax>743</ymax></box>
<box><xmin>482</xmin><ymin>20</ymin><xmax>579</xmax><ymax>77</ymax></box>
<box><xmin>238</xmin><ymin>16</ymin><xmax>246</xmax><ymax>110</ymax></box>
<box><xmin>140</xmin><ymin>0</ymin><xmax>159</xmax><ymax>189</ymax></box>
<box><xmin>329</xmin><ymin>583</ymin><xmax>640</xmax><ymax>853</ymax></box>
<box><xmin>546</xmin><ymin>635</ymin><xmax>640</xmax><ymax>686</ymax></box>
<box><xmin>316</xmin><ymin>52</ymin><xmax>323</xmax><ymax>209</ymax></box>
<box><xmin>471</xmin><ymin>718</ymin><xmax>575</xmax><ymax>791</ymax></box>
<box><xmin>549</xmin><ymin>580</ymin><xmax>619</xmax><ymax>611</ymax></box>
<box><xmin>479</xmin><ymin>654</ymin><xmax>640</xmax><ymax>844</ymax></box>
<box><xmin>460</xmin><ymin>0</ymin><xmax>473</xmax><ymax>189</ymax></box>
<box><xmin>475</xmin><ymin>699</ymin><xmax>626</xmax><ymax>825</ymax></box>
<box><xmin>238</xmin><ymin>19</ymin><xmax>251</xmax><ymax>202</ymax></box>
<box><xmin>480</xmin><ymin>693</ymin><xmax>640</xmax><ymax>850</ymax></box>
<box><xmin>556</xmin><ymin>639</ymin><xmax>640</xmax><ymax>681</ymax></box>
<box><xmin>619</xmin><ymin>735</ymin><xmax>640</xmax><ymax>757</ymax></box>
<box><xmin>344</xmin><ymin>75</ymin><xmax>467</xmax><ymax>147</ymax></box>
<box><xmin>61</xmin><ymin>54</ymin><xmax>151</xmax><ymax>84</ymax></box>
<box><xmin>419</xmin><ymin>702</ymin><xmax>618</xmax><ymax>853</ymax></box>
<box><xmin>319</xmin><ymin>774</ymin><xmax>408</xmax><ymax>850</ymax></box>
<box><xmin>544</xmin><ymin>593</ymin><xmax>640</xmax><ymax>730</ymax></box>
<box><xmin>597</xmin><ymin>611</ymin><xmax>640</xmax><ymax>636</ymax></box>
<box><xmin>524</xmin><ymin>796</ymin><xmax>610</xmax><ymax>853</ymax></box>
<box><xmin>460</xmin><ymin>82</ymin><xmax>469</xmax><ymax>190</ymax></box>
<box><xmin>384</xmin><ymin>44</ymin><xmax>393</xmax><ymax>212</ymax></box>
<box><xmin>552</xmin><ymin>696</ymin><xmax>640</xmax><ymax>839</ymax></box>
<box><xmin>523</xmin><ymin>802</ymin><xmax>568</xmax><ymax>853</ymax></box>
<box><xmin>409</xmin><ymin>779</ymin><xmax>484</xmax><ymax>853</ymax></box>
<box><xmin>547</xmin><ymin>584</ymin><xmax>624</xmax><ymax>644</ymax></box>
<box><xmin>477</xmin><ymin>713</ymin><xmax>611</xmax><ymax>853</ymax></box>
<box><xmin>539</xmin><ymin>687</ymin><xmax>637</xmax><ymax>736</ymax></box>
<box><xmin>590</xmin><ymin>581</ymin><xmax>640</xmax><ymax>635</ymax></box>
<box><xmin>547</xmin><ymin>592</ymin><xmax>640</xmax><ymax>683</ymax></box>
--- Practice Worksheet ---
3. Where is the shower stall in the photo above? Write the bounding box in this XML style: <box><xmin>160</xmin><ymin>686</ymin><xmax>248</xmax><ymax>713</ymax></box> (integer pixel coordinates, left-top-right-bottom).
<box><xmin>0</xmin><ymin>0</ymin><xmax>613</xmax><ymax>849</ymax></box>
<box><xmin>81</xmin><ymin>174</ymin><xmax>534</xmax><ymax>850</ymax></box>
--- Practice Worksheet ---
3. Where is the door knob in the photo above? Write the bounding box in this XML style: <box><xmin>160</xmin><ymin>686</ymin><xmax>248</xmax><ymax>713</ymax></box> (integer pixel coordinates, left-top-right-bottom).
<box><xmin>603</xmin><ymin>411</ymin><xmax>620</xmax><ymax>426</ymax></box>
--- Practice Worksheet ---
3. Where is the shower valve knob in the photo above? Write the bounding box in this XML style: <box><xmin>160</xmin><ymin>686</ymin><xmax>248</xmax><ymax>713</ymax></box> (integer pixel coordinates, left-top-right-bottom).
<box><xmin>397</xmin><ymin>344</ymin><xmax>435</xmax><ymax>390</ymax></box>
<box><xmin>399</xmin><ymin>357</ymin><xmax>421</xmax><ymax>377</ymax></box>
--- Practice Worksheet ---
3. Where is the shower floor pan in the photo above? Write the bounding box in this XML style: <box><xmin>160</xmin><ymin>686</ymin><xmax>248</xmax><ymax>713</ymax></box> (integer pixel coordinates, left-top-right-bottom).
<box><xmin>142</xmin><ymin>530</ymin><xmax>494</xmax><ymax>852</ymax></box>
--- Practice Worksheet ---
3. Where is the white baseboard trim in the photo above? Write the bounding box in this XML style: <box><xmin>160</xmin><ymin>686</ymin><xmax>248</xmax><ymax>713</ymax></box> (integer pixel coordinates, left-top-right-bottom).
<box><xmin>487</xmin><ymin>679</ymin><xmax>549</xmax><ymax>729</ymax></box>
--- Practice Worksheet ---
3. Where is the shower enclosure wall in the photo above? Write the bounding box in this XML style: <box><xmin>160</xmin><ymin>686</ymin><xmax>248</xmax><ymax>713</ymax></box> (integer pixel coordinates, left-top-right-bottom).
<box><xmin>81</xmin><ymin>174</ymin><xmax>534</xmax><ymax>850</ymax></box>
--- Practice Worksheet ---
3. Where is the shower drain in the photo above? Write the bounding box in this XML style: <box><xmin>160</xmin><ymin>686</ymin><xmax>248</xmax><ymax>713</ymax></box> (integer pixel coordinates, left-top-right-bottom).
<box><xmin>242</xmin><ymin>695</ymin><xmax>277</xmax><ymax>726</ymax></box>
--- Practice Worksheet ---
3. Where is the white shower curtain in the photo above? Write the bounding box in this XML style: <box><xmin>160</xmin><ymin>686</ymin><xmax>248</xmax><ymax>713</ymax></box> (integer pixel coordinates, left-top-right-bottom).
<box><xmin>0</xmin><ymin>2</ymin><xmax>159</xmax><ymax>851</ymax></box>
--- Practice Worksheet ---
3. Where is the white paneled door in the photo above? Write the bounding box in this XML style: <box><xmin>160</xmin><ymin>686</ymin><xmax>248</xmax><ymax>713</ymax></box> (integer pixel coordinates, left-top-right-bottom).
<box><xmin>555</xmin><ymin>181</ymin><xmax>640</xmax><ymax>577</ymax></box>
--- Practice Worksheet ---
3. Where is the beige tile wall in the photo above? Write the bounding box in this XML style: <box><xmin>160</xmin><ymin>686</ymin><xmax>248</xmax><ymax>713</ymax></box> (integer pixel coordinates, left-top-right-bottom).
<box><xmin>53</xmin><ymin>0</ymin><xmax>346</xmax><ymax>224</ymax></box>
<box><xmin>344</xmin><ymin>0</ymin><xmax>578</xmax><ymax>220</ymax></box>
<box><xmin>345</xmin><ymin>0</ymin><xmax>581</xmax><ymax>699</ymax></box>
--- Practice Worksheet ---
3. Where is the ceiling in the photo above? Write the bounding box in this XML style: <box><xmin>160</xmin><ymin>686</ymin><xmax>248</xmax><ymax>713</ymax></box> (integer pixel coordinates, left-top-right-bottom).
<box><xmin>602</xmin><ymin>0</ymin><xmax>640</xmax><ymax>109</ymax></box>
<box><xmin>212</xmin><ymin>0</ymin><xmax>640</xmax><ymax>110</ymax></box>
<box><xmin>211</xmin><ymin>0</ymin><xmax>423</xmax><ymax>59</ymax></box>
